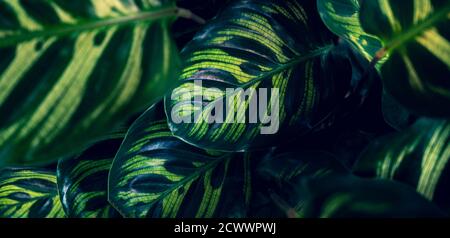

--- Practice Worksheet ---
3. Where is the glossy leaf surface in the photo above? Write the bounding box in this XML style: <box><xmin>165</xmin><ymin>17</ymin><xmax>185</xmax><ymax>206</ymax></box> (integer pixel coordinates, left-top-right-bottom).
<box><xmin>166</xmin><ymin>0</ymin><xmax>368</xmax><ymax>152</ymax></box>
<box><xmin>57</xmin><ymin>138</ymin><xmax>123</xmax><ymax>218</ymax></box>
<box><xmin>0</xmin><ymin>167</ymin><xmax>65</xmax><ymax>218</ymax></box>
<box><xmin>109</xmin><ymin>102</ymin><xmax>255</xmax><ymax>218</ymax></box>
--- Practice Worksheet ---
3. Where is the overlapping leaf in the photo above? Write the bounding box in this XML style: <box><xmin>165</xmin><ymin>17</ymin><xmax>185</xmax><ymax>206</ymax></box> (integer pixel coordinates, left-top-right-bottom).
<box><xmin>0</xmin><ymin>167</ymin><xmax>65</xmax><ymax>218</ymax></box>
<box><xmin>354</xmin><ymin>119</ymin><xmax>450</xmax><ymax>212</ymax></box>
<box><xmin>109</xmin><ymin>102</ymin><xmax>258</xmax><ymax>218</ymax></box>
<box><xmin>57</xmin><ymin>138</ymin><xmax>123</xmax><ymax>218</ymax></box>
<box><xmin>0</xmin><ymin>0</ymin><xmax>181</xmax><ymax>166</ymax></box>
<box><xmin>360</xmin><ymin>0</ymin><xmax>450</xmax><ymax>117</ymax></box>
<box><xmin>317</xmin><ymin>0</ymin><xmax>385</xmax><ymax>65</ymax></box>
<box><xmin>300</xmin><ymin>175</ymin><xmax>445</xmax><ymax>218</ymax></box>
<box><xmin>250</xmin><ymin>150</ymin><xmax>349</xmax><ymax>217</ymax></box>
<box><xmin>165</xmin><ymin>0</ymin><xmax>369</xmax><ymax>152</ymax></box>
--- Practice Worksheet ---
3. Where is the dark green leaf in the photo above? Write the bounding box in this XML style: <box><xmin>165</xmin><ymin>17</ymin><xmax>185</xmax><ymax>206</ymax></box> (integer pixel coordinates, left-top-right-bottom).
<box><xmin>0</xmin><ymin>0</ymin><xmax>181</xmax><ymax>166</ymax></box>
<box><xmin>0</xmin><ymin>167</ymin><xmax>65</xmax><ymax>218</ymax></box>
<box><xmin>301</xmin><ymin>175</ymin><xmax>446</xmax><ymax>218</ymax></box>
<box><xmin>57</xmin><ymin>138</ymin><xmax>123</xmax><ymax>218</ymax></box>
<box><xmin>250</xmin><ymin>150</ymin><xmax>349</xmax><ymax>217</ymax></box>
<box><xmin>109</xmin><ymin>102</ymin><xmax>259</xmax><ymax>218</ymax></box>
<box><xmin>165</xmin><ymin>0</ymin><xmax>368</xmax><ymax>152</ymax></box>
<box><xmin>317</xmin><ymin>0</ymin><xmax>386</xmax><ymax>67</ymax></box>
<box><xmin>354</xmin><ymin>118</ymin><xmax>450</xmax><ymax>212</ymax></box>
<box><xmin>360</xmin><ymin>0</ymin><xmax>450</xmax><ymax>117</ymax></box>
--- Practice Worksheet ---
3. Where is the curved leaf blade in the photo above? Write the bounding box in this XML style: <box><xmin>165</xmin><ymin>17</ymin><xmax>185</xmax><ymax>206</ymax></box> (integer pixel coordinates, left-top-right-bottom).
<box><xmin>0</xmin><ymin>0</ymin><xmax>181</xmax><ymax>166</ymax></box>
<box><xmin>57</xmin><ymin>138</ymin><xmax>123</xmax><ymax>218</ymax></box>
<box><xmin>109</xmin><ymin>102</ymin><xmax>255</xmax><ymax>218</ymax></box>
<box><xmin>360</xmin><ymin>0</ymin><xmax>450</xmax><ymax>117</ymax></box>
<box><xmin>0</xmin><ymin>167</ymin><xmax>65</xmax><ymax>218</ymax></box>
<box><xmin>166</xmin><ymin>0</ymin><xmax>368</xmax><ymax>152</ymax></box>
<box><xmin>354</xmin><ymin>119</ymin><xmax>450</xmax><ymax>212</ymax></box>
<box><xmin>317</xmin><ymin>0</ymin><xmax>385</xmax><ymax>66</ymax></box>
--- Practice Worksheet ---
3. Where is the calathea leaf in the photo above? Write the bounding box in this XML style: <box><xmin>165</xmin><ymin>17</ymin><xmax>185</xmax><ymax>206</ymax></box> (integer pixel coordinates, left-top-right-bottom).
<box><xmin>165</xmin><ymin>0</ymin><xmax>369</xmax><ymax>152</ymax></box>
<box><xmin>299</xmin><ymin>175</ymin><xmax>446</xmax><ymax>218</ymax></box>
<box><xmin>109</xmin><ymin>101</ymin><xmax>260</xmax><ymax>218</ymax></box>
<box><xmin>354</xmin><ymin>119</ymin><xmax>450</xmax><ymax>212</ymax></box>
<box><xmin>250</xmin><ymin>150</ymin><xmax>349</xmax><ymax>218</ymax></box>
<box><xmin>317</xmin><ymin>0</ymin><xmax>386</xmax><ymax>66</ymax></box>
<box><xmin>359</xmin><ymin>0</ymin><xmax>450</xmax><ymax>117</ymax></box>
<box><xmin>0</xmin><ymin>167</ymin><xmax>65</xmax><ymax>218</ymax></box>
<box><xmin>0</xmin><ymin>0</ymin><xmax>181</xmax><ymax>166</ymax></box>
<box><xmin>57</xmin><ymin>138</ymin><xmax>123</xmax><ymax>218</ymax></box>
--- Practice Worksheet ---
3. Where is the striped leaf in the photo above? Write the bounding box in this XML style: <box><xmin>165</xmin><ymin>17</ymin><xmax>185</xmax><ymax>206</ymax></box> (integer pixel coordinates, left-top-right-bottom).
<box><xmin>317</xmin><ymin>0</ymin><xmax>385</xmax><ymax>66</ymax></box>
<box><xmin>57</xmin><ymin>138</ymin><xmax>123</xmax><ymax>218</ymax></box>
<box><xmin>250</xmin><ymin>150</ymin><xmax>349</xmax><ymax>218</ymax></box>
<box><xmin>0</xmin><ymin>167</ymin><xmax>65</xmax><ymax>218</ymax></box>
<box><xmin>353</xmin><ymin>119</ymin><xmax>450</xmax><ymax>212</ymax></box>
<box><xmin>0</xmin><ymin>0</ymin><xmax>181</xmax><ymax>166</ymax></box>
<box><xmin>300</xmin><ymin>175</ymin><xmax>445</xmax><ymax>218</ymax></box>
<box><xmin>109</xmin><ymin>102</ymin><xmax>256</xmax><ymax>218</ymax></box>
<box><xmin>359</xmin><ymin>0</ymin><xmax>450</xmax><ymax>117</ymax></box>
<box><xmin>165</xmin><ymin>0</ymin><xmax>369</xmax><ymax>152</ymax></box>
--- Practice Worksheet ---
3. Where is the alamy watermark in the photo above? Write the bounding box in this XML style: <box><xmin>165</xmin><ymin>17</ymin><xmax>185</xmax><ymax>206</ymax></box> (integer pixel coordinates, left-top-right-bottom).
<box><xmin>170</xmin><ymin>80</ymin><xmax>280</xmax><ymax>135</ymax></box>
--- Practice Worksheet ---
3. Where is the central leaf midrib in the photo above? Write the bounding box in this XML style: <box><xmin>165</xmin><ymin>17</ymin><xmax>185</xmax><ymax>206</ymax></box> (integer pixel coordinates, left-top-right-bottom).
<box><xmin>241</xmin><ymin>45</ymin><xmax>334</xmax><ymax>89</ymax></box>
<box><xmin>187</xmin><ymin>44</ymin><xmax>334</xmax><ymax>113</ymax></box>
<box><xmin>133</xmin><ymin>153</ymin><xmax>231</xmax><ymax>218</ymax></box>
<box><xmin>0</xmin><ymin>6</ymin><xmax>178</xmax><ymax>48</ymax></box>
<box><xmin>385</xmin><ymin>3</ymin><xmax>450</xmax><ymax>52</ymax></box>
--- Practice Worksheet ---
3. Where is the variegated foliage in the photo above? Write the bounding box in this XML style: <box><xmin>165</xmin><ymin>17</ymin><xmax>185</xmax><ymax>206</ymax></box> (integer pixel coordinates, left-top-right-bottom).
<box><xmin>0</xmin><ymin>0</ymin><xmax>181</xmax><ymax>166</ymax></box>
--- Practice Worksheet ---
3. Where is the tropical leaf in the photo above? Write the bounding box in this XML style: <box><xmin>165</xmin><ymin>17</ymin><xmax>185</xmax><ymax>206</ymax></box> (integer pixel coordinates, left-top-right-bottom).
<box><xmin>359</xmin><ymin>0</ymin><xmax>450</xmax><ymax>117</ymax></box>
<box><xmin>250</xmin><ymin>150</ymin><xmax>349</xmax><ymax>218</ymax></box>
<box><xmin>0</xmin><ymin>0</ymin><xmax>181</xmax><ymax>166</ymax></box>
<box><xmin>354</xmin><ymin>119</ymin><xmax>450</xmax><ymax>212</ymax></box>
<box><xmin>109</xmin><ymin>102</ymin><xmax>260</xmax><ymax>218</ymax></box>
<box><xmin>317</xmin><ymin>0</ymin><xmax>385</xmax><ymax>66</ymax></box>
<box><xmin>0</xmin><ymin>167</ymin><xmax>65</xmax><ymax>218</ymax></box>
<box><xmin>300</xmin><ymin>175</ymin><xmax>445</xmax><ymax>218</ymax></box>
<box><xmin>165</xmin><ymin>0</ymin><xmax>369</xmax><ymax>152</ymax></box>
<box><xmin>57</xmin><ymin>138</ymin><xmax>123</xmax><ymax>218</ymax></box>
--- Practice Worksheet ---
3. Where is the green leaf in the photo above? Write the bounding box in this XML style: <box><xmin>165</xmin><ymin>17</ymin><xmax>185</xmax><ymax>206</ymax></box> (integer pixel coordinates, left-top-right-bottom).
<box><xmin>0</xmin><ymin>167</ymin><xmax>65</xmax><ymax>218</ymax></box>
<box><xmin>165</xmin><ymin>0</ymin><xmax>369</xmax><ymax>152</ymax></box>
<box><xmin>359</xmin><ymin>0</ymin><xmax>450</xmax><ymax>117</ymax></box>
<box><xmin>0</xmin><ymin>0</ymin><xmax>181</xmax><ymax>166</ymax></box>
<box><xmin>317</xmin><ymin>0</ymin><xmax>385</xmax><ymax>66</ymax></box>
<box><xmin>354</xmin><ymin>118</ymin><xmax>450</xmax><ymax>212</ymax></box>
<box><xmin>300</xmin><ymin>175</ymin><xmax>445</xmax><ymax>218</ymax></box>
<box><xmin>109</xmin><ymin>102</ymin><xmax>258</xmax><ymax>218</ymax></box>
<box><xmin>250</xmin><ymin>150</ymin><xmax>349</xmax><ymax>218</ymax></box>
<box><xmin>57</xmin><ymin>138</ymin><xmax>123</xmax><ymax>218</ymax></box>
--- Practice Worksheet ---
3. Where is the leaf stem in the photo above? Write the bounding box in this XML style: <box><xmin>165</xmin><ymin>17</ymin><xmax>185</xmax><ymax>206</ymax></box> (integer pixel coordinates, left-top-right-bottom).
<box><xmin>176</xmin><ymin>8</ymin><xmax>207</xmax><ymax>25</ymax></box>
<box><xmin>374</xmin><ymin>4</ymin><xmax>450</xmax><ymax>61</ymax></box>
